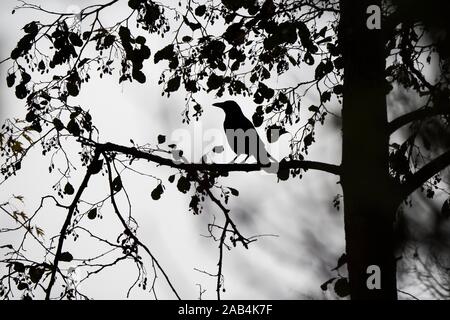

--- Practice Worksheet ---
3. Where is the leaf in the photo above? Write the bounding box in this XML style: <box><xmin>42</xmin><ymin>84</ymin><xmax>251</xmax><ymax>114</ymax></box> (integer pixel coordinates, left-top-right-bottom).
<box><xmin>277</xmin><ymin>167</ymin><xmax>290</xmax><ymax>181</ymax></box>
<box><xmin>252</xmin><ymin>112</ymin><xmax>264</xmax><ymax>128</ymax></box>
<box><xmin>333</xmin><ymin>84</ymin><xmax>343</xmax><ymax>95</ymax></box>
<box><xmin>17</xmin><ymin>282</ymin><xmax>28</xmax><ymax>291</ymax></box>
<box><xmin>66</xmin><ymin>119</ymin><xmax>81</xmax><ymax>136</ymax></box>
<box><xmin>112</xmin><ymin>176</ymin><xmax>122</xmax><ymax>192</ymax></box>
<box><xmin>69</xmin><ymin>32</ymin><xmax>83</xmax><ymax>47</ymax></box>
<box><xmin>132</xmin><ymin>69</ymin><xmax>146</xmax><ymax>83</ymax></box>
<box><xmin>6</xmin><ymin>73</ymin><xmax>16</xmax><ymax>87</ymax></box>
<box><xmin>15</xmin><ymin>83</ymin><xmax>28</xmax><ymax>99</ymax></box>
<box><xmin>87</xmin><ymin>208</ymin><xmax>97</xmax><ymax>220</ymax></box>
<box><xmin>441</xmin><ymin>199</ymin><xmax>450</xmax><ymax>218</ymax></box>
<box><xmin>228</xmin><ymin>187</ymin><xmax>239</xmax><ymax>196</ymax></box>
<box><xmin>177</xmin><ymin>176</ymin><xmax>191</xmax><ymax>194</ymax></box>
<box><xmin>52</xmin><ymin>118</ymin><xmax>64</xmax><ymax>131</ymax></box>
<box><xmin>320</xmin><ymin>277</ymin><xmax>336</xmax><ymax>291</ymax></box>
<box><xmin>206</xmin><ymin>74</ymin><xmax>224</xmax><ymax>91</ymax></box>
<box><xmin>223</xmin><ymin>23</ymin><xmax>246</xmax><ymax>46</ymax></box>
<box><xmin>165</xmin><ymin>76</ymin><xmax>181</xmax><ymax>92</ymax></box>
<box><xmin>136</xmin><ymin>36</ymin><xmax>146</xmax><ymax>45</ymax></box>
<box><xmin>189</xmin><ymin>195</ymin><xmax>201</xmax><ymax>215</ymax></box>
<box><xmin>195</xmin><ymin>5</ymin><xmax>206</xmax><ymax>16</ymax></box>
<box><xmin>23</xmin><ymin>21</ymin><xmax>38</xmax><ymax>34</ymax></box>
<box><xmin>334</xmin><ymin>278</ymin><xmax>350</xmax><ymax>297</ymax></box>
<box><xmin>151</xmin><ymin>184</ymin><xmax>164</xmax><ymax>200</ymax></box>
<box><xmin>128</xmin><ymin>0</ymin><xmax>140</xmax><ymax>9</ymax></box>
<box><xmin>13</xmin><ymin>262</ymin><xmax>25</xmax><ymax>273</ymax></box>
<box><xmin>64</xmin><ymin>182</ymin><xmax>75</xmax><ymax>195</ymax></box>
<box><xmin>331</xmin><ymin>253</ymin><xmax>347</xmax><ymax>271</ymax></box>
<box><xmin>321</xmin><ymin>91</ymin><xmax>332</xmax><ymax>103</ymax></box>
<box><xmin>308</xmin><ymin>105</ymin><xmax>320</xmax><ymax>113</ymax></box>
<box><xmin>154</xmin><ymin>44</ymin><xmax>175</xmax><ymax>64</ymax></box>
<box><xmin>303</xmin><ymin>52</ymin><xmax>314</xmax><ymax>65</ymax></box>
<box><xmin>29</xmin><ymin>266</ymin><xmax>44</xmax><ymax>283</ymax></box>
<box><xmin>59</xmin><ymin>252</ymin><xmax>73</xmax><ymax>262</ymax></box>
<box><xmin>157</xmin><ymin>134</ymin><xmax>166</xmax><ymax>144</ymax></box>
<box><xmin>67</xmin><ymin>80</ymin><xmax>79</xmax><ymax>97</ymax></box>
<box><xmin>303</xmin><ymin>132</ymin><xmax>314</xmax><ymax>147</ymax></box>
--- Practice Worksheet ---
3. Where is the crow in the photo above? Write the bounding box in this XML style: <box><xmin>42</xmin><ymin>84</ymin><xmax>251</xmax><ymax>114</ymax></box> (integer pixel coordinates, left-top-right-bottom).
<box><xmin>213</xmin><ymin>100</ymin><xmax>274</xmax><ymax>164</ymax></box>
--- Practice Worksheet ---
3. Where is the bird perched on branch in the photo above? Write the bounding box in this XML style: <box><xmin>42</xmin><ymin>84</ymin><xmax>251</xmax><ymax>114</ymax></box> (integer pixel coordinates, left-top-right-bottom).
<box><xmin>213</xmin><ymin>100</ymin><xmax>275</xmax><ymax>164</ymax></box>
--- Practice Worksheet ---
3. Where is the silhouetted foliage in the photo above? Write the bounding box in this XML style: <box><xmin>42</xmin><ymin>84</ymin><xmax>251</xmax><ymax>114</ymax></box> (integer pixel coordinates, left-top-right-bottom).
<box><xmin>1</xmin><ymin>0</ymin><xmax>450</xmax><ymax>300</ymax></box>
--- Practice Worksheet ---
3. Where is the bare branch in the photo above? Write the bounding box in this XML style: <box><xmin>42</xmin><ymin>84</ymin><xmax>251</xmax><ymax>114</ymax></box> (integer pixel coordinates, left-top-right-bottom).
<box><xmin>388</xmin><ymin>107</ymin><xmax>450</xmax><ymax>135</ymax></box>
<box><xmin>103</xmin><ymin>153</ymin><xmax>181</xmax><ymax>300</ymax></box>
<box><xmin>402</xmin><ymin>149</ymin><xmax>450</xmax><ymax>198</ymax></box>
<box><xmin>45</xmin><ymin>148</ymin><xmax>101</xmax><ymax>300</ymax></box>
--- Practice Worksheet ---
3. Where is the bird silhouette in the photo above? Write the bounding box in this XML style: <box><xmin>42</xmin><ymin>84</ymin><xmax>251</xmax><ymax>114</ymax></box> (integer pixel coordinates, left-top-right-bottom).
<box><xmin>213</xmin><ymin>100</ymin><xmax>274</xmax><ymax>164</ymax></box>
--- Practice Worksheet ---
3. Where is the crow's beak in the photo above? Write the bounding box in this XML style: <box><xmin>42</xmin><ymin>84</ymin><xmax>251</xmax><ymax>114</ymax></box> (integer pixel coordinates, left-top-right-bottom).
<box><xmin>212</xmin><ymin>102</ymin><xmax>223</xmax><ymax>108</ymax></box>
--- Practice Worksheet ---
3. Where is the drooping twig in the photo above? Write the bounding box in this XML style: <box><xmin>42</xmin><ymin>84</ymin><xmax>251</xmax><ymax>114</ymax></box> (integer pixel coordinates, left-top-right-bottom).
<box><xmin>45</xmin><ymin>148</ymin><xmax>101</xmax><ymax>300</ymax></box>
<box><xmin>103</xmin><ymin>152</ymin><xmax>181</xmax><ymax>300</ymax></box>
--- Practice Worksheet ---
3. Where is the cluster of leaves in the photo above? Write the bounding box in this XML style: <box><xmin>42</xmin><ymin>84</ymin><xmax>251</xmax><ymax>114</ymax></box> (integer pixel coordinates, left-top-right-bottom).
<box><xmin>128</xmin><ymin>0</ymin><xmax>169</xmax><ymax>34</ymax></box>
<box><xmin>152</xmin><ymin>0</ymin><xmax>341</xmax><ymax>170</ymax></box>
<box><xmin>320</xmin><ymin>253</ymin><xmax>350</xmax><ymax>298</ymax></box>
<box><xmin>117</xmin><ymin>26</ymin><xmax>151</xmax><ymax>83</ymax></box>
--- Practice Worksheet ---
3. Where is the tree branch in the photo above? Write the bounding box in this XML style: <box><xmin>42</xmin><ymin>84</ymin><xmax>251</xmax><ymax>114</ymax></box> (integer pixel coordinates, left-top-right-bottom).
<box><xmin>388</xmin><ymin>107</ymin><xmax>450</xmax><ymax>135</ymax></box>
<box><xmin>402</xmin><ymin>149</ymin><xmax>450</xmax><ymax>197</ymax></box>
<box><xmin>45</xmin><ymin>148</ymin><xmax>101</xmax><ymax>300</ymax></box>
<box><xmin>96</xmin><ymin>142</ymin><xmax>341</xmax><ymax>176</ymax></box>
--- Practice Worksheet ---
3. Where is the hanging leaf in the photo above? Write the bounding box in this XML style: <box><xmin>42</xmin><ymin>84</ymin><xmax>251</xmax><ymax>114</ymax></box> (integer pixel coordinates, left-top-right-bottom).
<box><xmin>195</xmin><ymin>5</ymin><xmax>206</xmax><ymax>16</ymax></box>
<box><xmin>6</xmin><ymin>73</ymin><xmax>16</xmax><ymax>88</ymax></box>
<box><xmin>165</xmin><ymin>76</ymin><xmax>181</xmax><ymax>92</ymax></box>
<box><xmin>59</xmin><ymin>252</ymin><xmax>73</xmax><ymax>262</ymax></box>
<box><xmin>67</xmin><ymin>119</ymin><xmax>81</xmax><ymax>136</ymax></box>
<box><xmin>151</xmin><ymin>183</ymin><xmax>164</xmax><ymax>200</ymax></box>
<box><xmin>157</xmin><ymin>134</ymin><xmax>166</xmax><ymax>144</ymax></box>
<box><xmin>64</xmin><ymin>182</ymin><xmax>75</xmax><ymax>195</ymax></box>
<box><xmin>228</xmin><ymin>187</ymin><xmax>239</xmax><ymax>196</ymax></box>
<box><xmin>29</xmin><ymin>266</ymin><xmax>44</xmax><ymax>283</ymax></box>
<box><xmin>177</xmin><ymin>176</ymin><xmax>191</xmax><ymax>194</ymax></box>
<box><xmin>17</xmin><ymin>282</ymin><xmax>28</xmax><ymax>291</ymax></box>
<box><xmin>320</xmin><ymin>277</ymin><xmax>336</xmax><ymax>291</ymax></box>
<box><xmin>277</xmin><ymin>167</ymin><xmax>290</xmax><ymax>181</ymax></box>
<box><xmin>87</xmin><ymin>208</ymin><xmax>97</xmax><ymax>220</ymax></box>
<box><xmin>13</xmin><ymin>262</ymin><xmax>25</xmax><ymax>273</ymax></box>
<box><xmin>52</xmin><ymin>118</ymin><xmax>65</xmax><ymax>131</ymax></box>
<box><xmin>112</xmin><ymin>176</ymin><xmax>122</xmax><ymax>192</ymax></box>
<box><xmin>334</xmin><ymin>278</ymin><xmax>350</xmax><ymax>297</ymax></box>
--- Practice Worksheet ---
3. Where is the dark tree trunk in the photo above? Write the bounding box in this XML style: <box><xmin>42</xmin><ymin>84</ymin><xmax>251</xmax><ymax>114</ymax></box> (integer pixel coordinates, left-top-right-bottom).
<box><xmin>339</xmin><ymin>0</ymin><xmax>398</xmax><ymax>299</ymax></box>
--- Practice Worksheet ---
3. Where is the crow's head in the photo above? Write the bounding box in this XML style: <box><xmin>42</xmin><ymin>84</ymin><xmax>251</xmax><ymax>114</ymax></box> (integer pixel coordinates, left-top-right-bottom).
<box><xmin>212</xmin><ymin>100</ymin><xmax>240</xmax><ymax>111</ymax></box>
